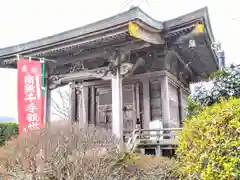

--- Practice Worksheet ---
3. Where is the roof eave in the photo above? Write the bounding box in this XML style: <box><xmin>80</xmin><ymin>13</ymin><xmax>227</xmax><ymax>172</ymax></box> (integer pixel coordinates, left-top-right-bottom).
<box><xmin>164</xmin><ymin>7</ymin><xmax>219</xmax><ymax>70</ymax></box>
<box><xmin>0</xmin><ymin>7</ymin><xmax>163</xmax><ymax>58</ymax></box>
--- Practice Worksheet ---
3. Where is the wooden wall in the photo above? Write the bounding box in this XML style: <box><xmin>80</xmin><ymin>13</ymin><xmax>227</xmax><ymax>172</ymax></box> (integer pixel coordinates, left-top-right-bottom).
<box><xmin>74</xmin><ymin>71</ymin><xmax>190</xmax><ymax>131</ymax></box>
<box><xmin>169</xmin><ymin>83</ymin><xmax>180</xmax><ymax>127</ymax></box>
<box><xmin>181</xmin><ymin>89</ymin><xmax>189</xmax><ymax>120</ymax></box>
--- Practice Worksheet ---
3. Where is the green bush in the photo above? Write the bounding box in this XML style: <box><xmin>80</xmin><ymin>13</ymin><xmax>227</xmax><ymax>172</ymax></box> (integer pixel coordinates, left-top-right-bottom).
<box><xmin>176</xmin><ymin>98</ymin><xmax>240</xmax><ymax>179</ymax></box>
<box><xmin>0</xmin><ymin>123</ymin><xmax>18</xmax><ymax>146</ymax></box>
<box><xmin>185</xmin><ymin>97</ymin><xmax>202</xmax><ymax>118</ymax></box>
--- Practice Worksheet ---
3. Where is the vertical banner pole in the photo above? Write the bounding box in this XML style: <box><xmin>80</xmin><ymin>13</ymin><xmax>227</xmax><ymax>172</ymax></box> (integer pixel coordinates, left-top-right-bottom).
<box><xmin>41</xmin><ymin>58</ymin><xmax>46</xmax><ymax>97</ymax></box>
<box><xmin>40</xmin><ymin>58</ymin><xmax>49</xmax><ymax>163</ymax></box>
<box><xmin>41</xmin><ymin>58</ymin><xmax>47</xmax><ymax>124</ymax></box>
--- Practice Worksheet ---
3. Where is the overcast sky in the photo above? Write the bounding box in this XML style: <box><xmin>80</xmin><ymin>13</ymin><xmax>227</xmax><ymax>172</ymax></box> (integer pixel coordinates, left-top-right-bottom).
<box><xmin>0</xmin><ymin>0</ymin><xmax>239</xmax><ymax>118</ymax></box>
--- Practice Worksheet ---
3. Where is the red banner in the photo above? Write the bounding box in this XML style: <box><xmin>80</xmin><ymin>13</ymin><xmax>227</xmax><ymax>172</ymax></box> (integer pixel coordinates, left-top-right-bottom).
<box><xmin>17</xmin><ymin>58</ymin><xmax>44</xmax><ymax>135</ymax></box>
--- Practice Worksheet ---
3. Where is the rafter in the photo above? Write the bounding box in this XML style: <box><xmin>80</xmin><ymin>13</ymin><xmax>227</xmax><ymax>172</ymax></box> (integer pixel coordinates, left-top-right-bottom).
<box><xmin>165</xmin><ymin>49</ymin><xmax>193</xmax><ymax>77</ymax></box>
<box><xmin>56</xmin><ymin>41</ymin><xmax>151</xmax><ymax>65</ymax></box>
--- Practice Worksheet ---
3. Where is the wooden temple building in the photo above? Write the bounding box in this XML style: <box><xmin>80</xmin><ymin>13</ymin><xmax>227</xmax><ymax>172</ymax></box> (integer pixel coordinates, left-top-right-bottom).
<box><xmin>0</xmin><ymin>7</ymin><xmax>220</xmax><ymax>154</ymax></box>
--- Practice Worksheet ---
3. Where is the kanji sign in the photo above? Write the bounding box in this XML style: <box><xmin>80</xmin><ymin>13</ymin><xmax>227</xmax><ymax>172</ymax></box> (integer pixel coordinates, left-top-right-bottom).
<box><xmin>17</xmin><ymin>58</ymin><xmax>44</xmax><ymax>134</ymax></box>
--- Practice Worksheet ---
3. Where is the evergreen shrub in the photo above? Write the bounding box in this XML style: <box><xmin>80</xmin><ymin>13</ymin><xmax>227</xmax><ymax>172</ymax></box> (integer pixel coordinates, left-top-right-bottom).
<box><xmin>0</xmin><ymin>123</ymin><xmax>18</xmax><ymax>146</ymax></box>
<box><xmin>177</xmin><ymin>98</ymin><xmax>240</xmax><ymax>179</ymax></box>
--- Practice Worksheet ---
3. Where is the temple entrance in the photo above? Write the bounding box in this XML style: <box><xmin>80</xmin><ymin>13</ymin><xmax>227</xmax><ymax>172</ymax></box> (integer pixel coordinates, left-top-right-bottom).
<box><xmin>95</xmin><ymin>81</ymin><xmax>140</xmax><ymax>134</ymax></box>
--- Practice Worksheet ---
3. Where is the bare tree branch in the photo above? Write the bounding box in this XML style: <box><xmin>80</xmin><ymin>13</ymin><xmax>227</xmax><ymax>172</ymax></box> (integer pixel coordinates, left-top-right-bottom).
<box><xmin>51</xmin><ymin>86</ymin><xmax>70</xmax><ymax>121</ymax></box>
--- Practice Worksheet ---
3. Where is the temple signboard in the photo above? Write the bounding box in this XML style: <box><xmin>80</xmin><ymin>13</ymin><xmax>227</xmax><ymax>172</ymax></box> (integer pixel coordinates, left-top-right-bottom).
<box><xmin>17</xmin><ymin>58</ymin><xmax>45</xmax><ymax>134</ymax></box>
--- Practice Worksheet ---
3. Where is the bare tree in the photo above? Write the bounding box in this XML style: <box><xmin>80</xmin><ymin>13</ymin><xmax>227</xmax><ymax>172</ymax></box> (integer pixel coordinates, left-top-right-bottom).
<box><xmin>0</xmin><ymin>122</ymin><xmax>176</xmax><ymax>180</ymax></box>
<box><xmin>51</xmin><ymin>85</ymin><xmax>70</xmax><ymax>121</ymax></box>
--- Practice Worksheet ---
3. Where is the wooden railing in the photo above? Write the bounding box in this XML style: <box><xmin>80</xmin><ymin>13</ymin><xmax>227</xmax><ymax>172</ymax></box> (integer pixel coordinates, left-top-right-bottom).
<box><xmin>126</xmin><ymin>128</ymin><xmax>182</xmax><ymax>153</ymax></box>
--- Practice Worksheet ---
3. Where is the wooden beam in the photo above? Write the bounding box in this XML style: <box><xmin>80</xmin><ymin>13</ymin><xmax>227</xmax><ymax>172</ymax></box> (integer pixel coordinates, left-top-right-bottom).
<box><xmin>48</xmin><ymin>62</ymin><xmax>134</xmax><ymax>87</ymax></box>
<box><xmin>170</xmin><ymin>50</ymin><xmax>194</xmax><ymax>76</ymax></box>
<box><xmin>81</xmin><ymin>71</ymin><xmax>167</xmax><ymax>87</ymax></box>
<box><xmin>56</xmin><ymin>56</ymin><xmax>148</xmax><ymax>87</ymax></box>
<box><xmin>57</xmin><ymin>67</ymin><xmax>108</xmax><ymax>83</ymax></box>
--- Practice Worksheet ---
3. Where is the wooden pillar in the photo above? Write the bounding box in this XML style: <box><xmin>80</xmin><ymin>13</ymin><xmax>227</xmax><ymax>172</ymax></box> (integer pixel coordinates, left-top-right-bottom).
<box><xmin>77</xmin><ymin>83</ymin><xmax>89</xmax><ymax>128</ymax></box>
<box><xmin>142</xmin><ymin>77</ymin><xmax>150</xmax><ymax>129</ymax></box>
<box><xmin>44</xmin><ymin>76</ymin><xmax>51</xmax><ymax>125</ymax></box>
<box><xmin>44</xmin><ymin>88</ymin><xmax>51</xmax><ymax>124</ymax></box>
<box><xmin>178</xmin><ymin>87</ymin><xmax>184</xmax><ymax>127</ymax></box>
<box><xmin>77</xmin><ymin>88</ymin><xmax>83</xmax><ymax>124</ymax></box>
<box><xmin>111</xmin><ymin>66</ymin><xmax>124</xmax><ymax>151</ymax></box>
<box><xmin>81</xmin><ymin>86</ymin><xmax>89</xmax><ymax>127</ymax></box>
<box><xmin>161</xmin><ymin>74</ymin><xmax>170</xmax><ymax>128</ymax></box>
<box><xmin>156</xmin><ymin>146</ymin><xmax>163</xmax><ymax>156</ymax></box>
<box><xmin>89</xmin><ymin>86</ymin><xmax>95</xmax><ymax>125</ymax></box>
<box><xmin>69</xmin><ymin>82</ymin><xmax>77</xmax><ymax>122</ymax></box>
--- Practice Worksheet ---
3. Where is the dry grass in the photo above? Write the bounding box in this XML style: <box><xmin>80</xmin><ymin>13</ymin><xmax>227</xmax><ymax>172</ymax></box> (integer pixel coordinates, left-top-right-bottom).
<box><xmin>0</xmin><ymin>122</ymin><xmax>177</xmax><ymax>180</ymax></box>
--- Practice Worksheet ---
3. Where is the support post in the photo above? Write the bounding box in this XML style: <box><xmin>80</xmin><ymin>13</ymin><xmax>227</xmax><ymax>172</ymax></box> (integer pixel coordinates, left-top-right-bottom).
<box><xmin>44</xmin><ymin>86</ymin><xmax>51</xmax><ymax>125</ymax></box>
<box><xmin>142</xmin><ymin>77</ymin><xmax>150</xmax><ymax>129</ymax></box>
<box><xmin>178</xmin><ymin>87</ymin><xmax>184</xmax><ymax>127</ymax></box>
<box><xmin>161</xmin><ymin>74</ymin><xmax>170</xmax><ymax>128</ymax></box>
<box><xmin>90</xmin><ymin>86</ymin><xmax>96</xmax><ymax>125</ymax></box>
<box><xmin>156</xmin><ymin>146</ymin><xmax>162</xmax><ymax>156</ymax></box>
<box><xmin>111</xmin><ymin>66</ymin><xmax>124</xmax><ymax>151</ymax></box>
<box><xmin>79</xmin><ymin>85</ymin><xmax>89</xmax><ymax>128</ymax></box>
<box><xmin>69</xmin><ymin>82</ymin><xmax>77</xmax><ymax>122</ymax></box>
<box><xmin>44</xmin><ymin>69</ymin><xmax>51</xmax><ymax>125</ymax></box>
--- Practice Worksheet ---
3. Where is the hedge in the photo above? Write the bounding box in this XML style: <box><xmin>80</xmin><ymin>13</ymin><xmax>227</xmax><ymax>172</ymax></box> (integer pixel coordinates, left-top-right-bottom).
<box><xmin>0</xmin><ymin>123</ymin><xmax>18</xmax><ymax>146</ymax></box>
<box><xmin>177</xmin><ymin>98</ymin><xmax>240</xmax><ymax>179</ymax></box>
